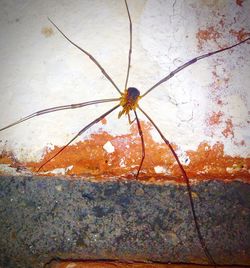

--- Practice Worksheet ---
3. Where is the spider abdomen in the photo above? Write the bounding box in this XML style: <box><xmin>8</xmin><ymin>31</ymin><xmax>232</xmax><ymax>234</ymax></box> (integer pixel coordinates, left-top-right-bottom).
<box><xmin>127</xmin><ymin>87</ymin><xmax>140</xmax><ymax>100</ymax></box>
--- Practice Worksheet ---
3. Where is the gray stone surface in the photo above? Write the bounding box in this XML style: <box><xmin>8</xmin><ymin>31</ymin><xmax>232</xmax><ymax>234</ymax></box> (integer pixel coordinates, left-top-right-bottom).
<box><xmin>0</xmin><ymin>176</ymin><xmax>249</xmax><ymax>268</ymax></box>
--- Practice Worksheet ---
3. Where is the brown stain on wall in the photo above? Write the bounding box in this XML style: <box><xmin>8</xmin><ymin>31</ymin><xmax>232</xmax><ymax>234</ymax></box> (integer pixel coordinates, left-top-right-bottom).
<box><xmin>206</xmin><ymin>113</ymin><xmax>237</xmax><ymax>140</ymax></box>
<box><xmin>229</xmin><ymin>28</ymin><xmax>250</xmax><ymax>42</ymax></box>
<box><xmin>196</xmin><ymin>18</ymin><xmax>250</xmax><ymax>51</ymax></box>
<box><xmin>222</xmin><ymin>119</ymin><xmax>234</xmax><ymax>138</ymax></box>
<box><xmin>236</xmin><ymin>0</ymin><xmax>244</xmax><ymax>7</ymax></box>
<box><xmin>196</xmin><ymin>26</ymin><xmax>222</xmax><ymax>50</ymax></box>
<box><xmin>1</xmin><ymin>122</ymin><xmax>249</xmax><ymax>183</ymax></box>
<box><xmin>41</xmin><ymin>26</ymin><xmax>54</xmax><ymax>38</ymax></box>
<box><xmin>194</xmin><ymin>14</ymin><xmax>248</xmax><ymax>164</ymax></box>
<box><xmin>207</xmin><ymin>111</ymin><xmax>224</xmax><ymax>125</ymax></box>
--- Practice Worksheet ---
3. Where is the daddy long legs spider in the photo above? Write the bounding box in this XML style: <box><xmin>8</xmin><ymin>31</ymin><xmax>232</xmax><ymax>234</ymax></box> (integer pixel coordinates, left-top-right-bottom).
<box><xmin>0</xmin><ymin>0</ymin><xmax>249</xmax><ymax>266</ymax></box>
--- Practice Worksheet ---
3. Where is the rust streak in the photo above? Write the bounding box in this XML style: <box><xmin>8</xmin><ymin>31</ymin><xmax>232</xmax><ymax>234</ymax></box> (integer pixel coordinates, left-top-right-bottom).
<box><xmin>1</xmin><ymin>122</ymin><xmax>249</xmax><ymax>182</ymax></box>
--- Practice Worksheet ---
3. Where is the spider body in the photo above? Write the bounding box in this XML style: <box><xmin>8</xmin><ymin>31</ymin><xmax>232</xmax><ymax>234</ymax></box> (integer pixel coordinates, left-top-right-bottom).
<box><xmin>118</xmin><ymin>87</ymin><xmax>141</xmax><ymax>118</ymax></box>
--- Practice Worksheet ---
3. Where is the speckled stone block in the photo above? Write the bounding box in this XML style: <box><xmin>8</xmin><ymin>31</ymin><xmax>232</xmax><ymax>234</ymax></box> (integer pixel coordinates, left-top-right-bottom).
<box><xmin>0</xmin><ymin>176</ymin><xmax>249</xmax><ymax>268</ymax></box>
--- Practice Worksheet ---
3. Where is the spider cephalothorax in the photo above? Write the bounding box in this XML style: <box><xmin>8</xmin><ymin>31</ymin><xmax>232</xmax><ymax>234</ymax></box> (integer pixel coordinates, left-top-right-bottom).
<box><xmin>118</xmin><ymin>87</ymin><xmax>141</xmax><ymax>118</ymax></box>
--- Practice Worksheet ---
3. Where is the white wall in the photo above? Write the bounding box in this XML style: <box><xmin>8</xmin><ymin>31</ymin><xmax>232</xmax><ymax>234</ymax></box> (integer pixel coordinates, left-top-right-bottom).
<box><xmin>0</xmin><ymin>0</ymin><xmax>249</xmax><ymax>174</ymax></box>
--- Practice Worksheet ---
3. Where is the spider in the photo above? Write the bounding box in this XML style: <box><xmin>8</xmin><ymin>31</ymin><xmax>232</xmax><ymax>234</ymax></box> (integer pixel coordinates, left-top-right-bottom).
<box><xmin>0</xmin><ymin>0</ymin><xmax>249</xmax><ymax>266</ymax></box>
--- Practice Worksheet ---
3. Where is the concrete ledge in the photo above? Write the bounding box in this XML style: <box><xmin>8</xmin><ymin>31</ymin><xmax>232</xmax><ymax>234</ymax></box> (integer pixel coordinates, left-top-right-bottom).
<box><xmin>0</xmin><ymin>176</ymin><xmax>249</xmax><ymax>267</ymax></box>
<box><xmin>48</xmin><ymin>261</ymin><xmax>249</xmax><ymax>268</ymax></box>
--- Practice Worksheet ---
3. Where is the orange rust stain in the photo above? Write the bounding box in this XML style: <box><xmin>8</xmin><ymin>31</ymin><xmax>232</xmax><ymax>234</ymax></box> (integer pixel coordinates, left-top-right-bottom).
<box><xmin>1</xmin><ymin>122</ymin><xmax>249</xmax><ymax>182</ymax></box>
<box><xmin>0</xmin><ymin>151</ymin><xmax>14</xmax><ymax>165</ymax></box>
<box><xmin>186</xmin><ymin>142</ymin><xmax>249</xmax><ymax>180</ymax></box>
<box><xmin>229</xmin><ymin>28</ymin><xmax>250</xmax><ymax>42</ymax></box>
<box><xmin>25</xmin><ymin>122</ymin><xmax>182</xmax><ymax>182</ymax></box>
<box><xmin>101</xmin><ymin>118</ymin><xmax>107</xmax><ymax>125</ymax></box>
<box><xmin>196</xmin><ymin>26</ymin><xmax>222</xmax><ymax>50</ymax></box>
<box><xmin>207</xmin><ymin>111</ymin><xmax>224</xmax><ymax>125</ymax></box>
<box><xmin>236</xmin><ymin>0</ymin><xmax>244</xmax><ymax>7</ymax></box>
<box><xmin>222</xmin><ymin>119</ymin><xmax>234</xmax><ymax>138</ymax></box>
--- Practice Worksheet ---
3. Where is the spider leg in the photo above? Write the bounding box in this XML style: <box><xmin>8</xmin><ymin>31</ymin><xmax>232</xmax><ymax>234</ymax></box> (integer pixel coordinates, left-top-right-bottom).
<box><xmin>139</xmin><ymin>106</ymin><xmax>217</xmax><ymax>266</ymax></box>
<box><xmin>128</xmin><ymin>113</ymin><xmax>136</xmax><ymax>125</ymax></box>
<box><xmin>48</xmin><ymin>18</ymin><xmax>122</xmax><ymax>95</ymax></box>
<box><xmin>124</xmin><ymin>0</ymin><xmax>132</xmax><ymax>89</ymax></box>
<box><xmin>134</xmin><ymin>110</ymin><xmax>145</xmax><ymax>179</ymax></box>
<box><xmin>0</xmin><ymin>98</ymin><xmax>119</xmax><ymax>132</ymax></box>
<box><xmin>142</xmin><ymin>37</ymin><xmax>250</xmax><ymax>98</ymax></box>
<box><xmin>37</xmin><ymin>104</ymin><xmax>120</xmax><ymax>172</ymax></box>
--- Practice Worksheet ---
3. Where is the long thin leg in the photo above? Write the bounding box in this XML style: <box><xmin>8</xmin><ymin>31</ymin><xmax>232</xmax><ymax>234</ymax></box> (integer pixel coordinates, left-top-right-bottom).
<box><xmin>142</xmin><ymin>37</ymin><xmax>250</xmax><ymax>98</ymax></box>
<box><xmin>0</xmin><ymin>98</ymin><xmax>119</xmax><ymax>132</ymax></box>
<box><xmin>139</xmin><ymin>106</ymin><xmax>217</xmax><ymax>266</ymax></box>
<box><xmin>37</xmin><ymin>104</ymin><xmax>120</xmax><ymax>172</ymax></box>
<box><xmin>48</xmin><ymin>18</ymin><xmax>122</xmax><ymax>95</ymax></box>
<box><xmin>128</xmin><ymin>113</ymin><xmax>136</xmax><ymax>125</ymax></box>
<box><xmin>124</xmin><ymin>0</ymin><xmax>132</xmax><ymax>90</ymax></box>
<box><xmin>134</xmin><ymin>110</ymin><xmax>145</xmax><ymax>179</ymax></box>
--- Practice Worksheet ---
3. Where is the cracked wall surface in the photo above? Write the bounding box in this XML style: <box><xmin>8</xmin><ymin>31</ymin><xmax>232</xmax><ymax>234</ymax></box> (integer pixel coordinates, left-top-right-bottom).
<box><xmin>0</xmin><ymin>0</ymin><xmax>249</xmax><ymax>180</ymax></box>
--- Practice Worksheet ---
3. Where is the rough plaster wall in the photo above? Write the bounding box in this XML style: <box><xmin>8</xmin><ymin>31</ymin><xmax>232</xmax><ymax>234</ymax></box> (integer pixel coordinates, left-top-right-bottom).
<box><xmin>0</xmin><ymin>0</ymin><xmax>249</xmax><ymax>173</ymax></box>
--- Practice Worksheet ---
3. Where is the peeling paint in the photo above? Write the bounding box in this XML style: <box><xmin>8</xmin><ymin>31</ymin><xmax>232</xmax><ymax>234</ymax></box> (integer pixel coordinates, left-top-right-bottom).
<box><xmin>154</xmin><ymin>166</ymin><xmax>168</xmax><ymax>174</ymax></box>
<box><xmin>1</xmin><ymin>124</ymin><xmax>249</xmax><ymax>182</ymax></box>
<box><xmin>103</xmin><ymin>141</ymin><xmax>115</xmax><ymax>154</ymax></box>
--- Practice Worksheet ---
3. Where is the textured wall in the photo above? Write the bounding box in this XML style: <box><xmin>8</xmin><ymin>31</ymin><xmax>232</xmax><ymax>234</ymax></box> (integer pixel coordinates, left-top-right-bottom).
<box><xmin>1</xmin><ymin>176</ymin><xmax>250</xmax><ymax>267</ymax></box>
<box><xmin>0</xmin><ymin>0</ymin><xmax>249</xmax><ymax>180</ymax></box>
